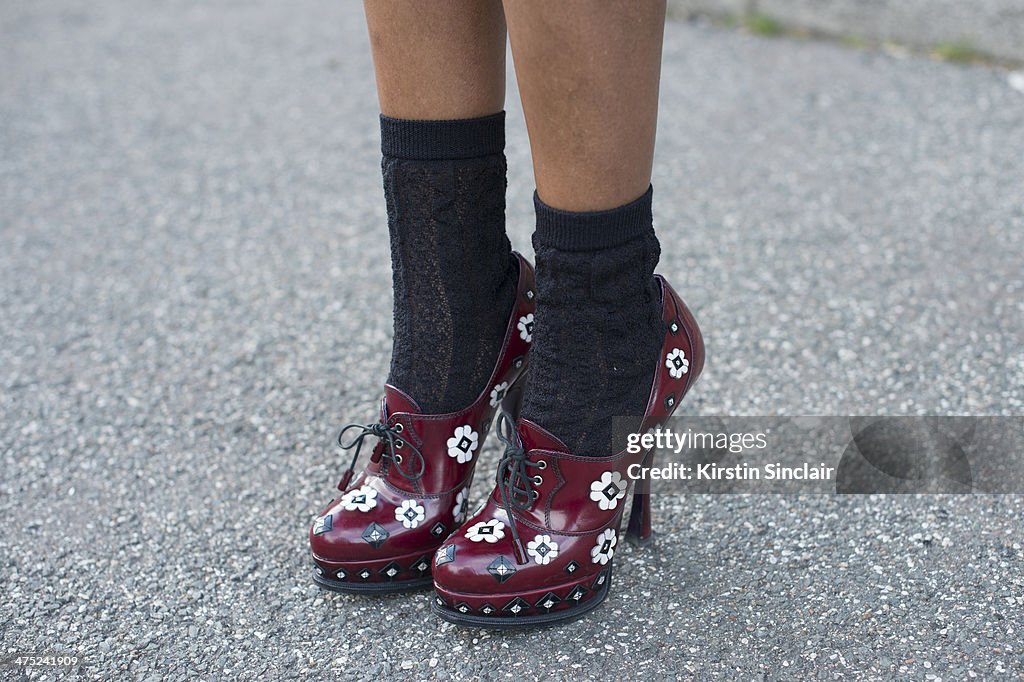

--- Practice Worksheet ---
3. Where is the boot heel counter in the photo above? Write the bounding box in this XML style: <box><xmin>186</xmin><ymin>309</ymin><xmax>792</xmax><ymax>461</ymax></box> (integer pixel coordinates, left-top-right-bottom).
<box><xmin>657</xmin><ymin>275</ymin><xmax>705</xmax><ymax>386</ymax></box>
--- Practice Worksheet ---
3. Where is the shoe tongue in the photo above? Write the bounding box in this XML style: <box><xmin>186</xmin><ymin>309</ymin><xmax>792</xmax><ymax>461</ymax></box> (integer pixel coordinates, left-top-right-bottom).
<box><xmin>383</xmin><ymin>384</ymin><xmax>422</xmax><ymax>417</ymax></box>
<box><xmin>516</xmin><ymin>418</ymin><xmax>571</xmax><ymax>454</ymax></box>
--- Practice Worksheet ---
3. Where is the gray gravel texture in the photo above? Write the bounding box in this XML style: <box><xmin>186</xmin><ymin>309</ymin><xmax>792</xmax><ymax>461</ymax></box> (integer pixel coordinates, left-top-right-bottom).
<box><xmin>2</xmin><ymin>2</ymin><xmax>1023</xmax><ymax>680</ymax></box>
<box><xmin>671</xmin><ymin>0</ymin><xmax>1024</xmax><ymax>62</ymax></box>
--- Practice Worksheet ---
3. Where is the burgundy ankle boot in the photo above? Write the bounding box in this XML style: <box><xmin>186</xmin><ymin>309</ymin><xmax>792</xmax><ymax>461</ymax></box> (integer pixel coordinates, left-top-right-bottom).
<box><xmin>431</xmin><ymin>275</ymin><xmax>703</xmax><ymax>626</ymax></box>
<box><xmin>310</xmin><ymin>253</ymin><xmax>536</xmax><ymax>593</ymax></box>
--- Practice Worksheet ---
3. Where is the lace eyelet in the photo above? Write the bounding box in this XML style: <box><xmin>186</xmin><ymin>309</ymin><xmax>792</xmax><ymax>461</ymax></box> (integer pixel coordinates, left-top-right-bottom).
<box><xmin>395</xmin><ymin>439</ymin><xmax>404</xmax><ymax>449</ymax></box>
<box><xmin>394</xmin><ymin>453</ymin><xmax>403</xmax><ymax>463</ymax></box>
<box><xmin>530</xmin><ymin>490</ymin><xmax>539</xmax><ymax>500</ymax></box>
<box><xmin>394</xmin><ymin>422</ymin><xmax>403</xmax><ymax>433</ymax></box>
<box><xmin>537</xmin><ymin>460</ymin><xmax>547</xmax><ymax>469</ymax></box>
<box><xmin>531</xmin><ymin>475</ymin><xmax>543</xmax><ymax>485</ymax></box>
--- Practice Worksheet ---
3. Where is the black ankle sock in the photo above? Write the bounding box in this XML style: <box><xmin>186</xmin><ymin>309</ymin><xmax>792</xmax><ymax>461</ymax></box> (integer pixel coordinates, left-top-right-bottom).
<box><xmin>381</xmin><ymin>112</ymin><xmax>517</xmax><ymax>413</ymax></box>
<box><xmin>520</xmin><ymin>186</ymin><xmax>665</xmax><ymax>455</ymax></box>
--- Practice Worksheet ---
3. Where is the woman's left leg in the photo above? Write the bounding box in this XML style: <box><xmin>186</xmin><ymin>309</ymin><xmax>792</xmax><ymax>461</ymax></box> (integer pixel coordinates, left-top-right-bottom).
<box><xmin>432</xmin><ymin>0</ymin><xmax>706</xmax><ymax>627</ymax></box>
<box><xmin>503</xmin><ymin>0</ymin><xmax>670</xmax><ymax>457</ymax></box>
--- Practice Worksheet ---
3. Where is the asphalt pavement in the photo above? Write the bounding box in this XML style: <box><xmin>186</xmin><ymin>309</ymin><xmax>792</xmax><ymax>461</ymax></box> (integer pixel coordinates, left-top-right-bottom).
<box><xmin>2</xmin><ymin>1</ymin><xmax>1022</xmax><ymax>680</ymax></box>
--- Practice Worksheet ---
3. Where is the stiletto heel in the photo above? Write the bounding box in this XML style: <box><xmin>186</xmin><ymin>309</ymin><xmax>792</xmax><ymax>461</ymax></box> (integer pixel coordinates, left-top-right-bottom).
<box><xmin>626</xmin><ymin>450</ymin><xmax>654</xmax><ymax>546</ymax></box>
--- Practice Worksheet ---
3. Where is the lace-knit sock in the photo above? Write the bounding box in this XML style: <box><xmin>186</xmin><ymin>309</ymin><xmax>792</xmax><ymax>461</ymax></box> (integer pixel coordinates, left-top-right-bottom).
<box><xmin>381</xmin><ymin>112</ymin><xmax>517</xmax><ymax>414</ymax></box>
<box><xmin>520</xmin><ymin>187</ymin><xmax>665</xmax><ymax>456</ymax></box>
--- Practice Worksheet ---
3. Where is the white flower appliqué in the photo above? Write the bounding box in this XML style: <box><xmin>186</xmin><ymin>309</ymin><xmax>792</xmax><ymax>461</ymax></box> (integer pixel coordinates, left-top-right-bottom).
<box><xmin>517</xmin><ymin>314</ymin><xmax>535</xmax><ymax>343</ymax></box>
<box><xmin>394</xmin><ymin>499</ymin><xmax>426</xmax><ymax>529</ymax></box>
<box><xmin>446</xmin><ymin>425</ymin><xmax>479</xmax><ymax>463</ymax></box>
<box><xmin>452</xmin><ymin>488</ymin><xmax>469</xmax><ymax>523</ymax></box>
<box><xmin>665</xmin><ymin>348</ymin><xmax>689</xmax><ymax>379</ymax></box>
<box><xmin>591</xmin><ymin>528</ymin><xmax>617</xmax><ymax>565</ymax></box>
<box><xmin>589</xmin><ymin>471</ymin><xmax>627</xmax><ymax>510</ymax></box>
<box><xmin>465</xmin><ymin>519</ymin><xmax>505</xmax><ymax>543</ymax></box>
<box><xmin>526</xmin><ymin>534</ymin><xmax>560</xmax><ymax>565</ymax></box>
<box><xmin>340</xmin><ymin>485</ymin><xmax>378</xmax><ymax>512</ymax></box>
<box><xmin>489</xmin><ymin>381</ymin><xmax>509</xmax><ymax>408</ymax></box>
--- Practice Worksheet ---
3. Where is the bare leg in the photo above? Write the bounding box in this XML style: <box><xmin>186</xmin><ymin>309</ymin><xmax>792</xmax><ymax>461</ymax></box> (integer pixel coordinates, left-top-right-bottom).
<box><xmin>363</xmin><ymin>0</ymin><xmax>507</xmax><ymax>119</ymax></box>
<box><xmin>503</xmin><ymin>0</ymin><xmax>666</xmax><ymax>211</ymax></box>
<box><xmin>502</xmin><ymin>2</ymin><xmax>669</xmax><ymax>455</ymax></box>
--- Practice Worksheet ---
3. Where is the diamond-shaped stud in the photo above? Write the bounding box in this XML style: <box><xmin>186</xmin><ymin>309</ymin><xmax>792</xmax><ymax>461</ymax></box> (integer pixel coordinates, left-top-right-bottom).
<box><xmin>487</xmin><ymin>555</ymin><xmax>517</xmax><ymax>584</ymax></box>
<box><xmin>455</xmin><ymin>602</ymin><xmax>471</xmax><ymax>614</ymax></box>
<box><xmin>567</xmin><ymin>584</ymin><xmax>588</xmax><ymax>602</ymax></box>
<box><xmin>435</xmin><ymin>596</ymin><xmax>445</xmax><ymax>607</ymax></box>
<box><xmin>412</xmin><ymin>556</ymin><xmax>431</xmax><ymax>574</ymax></box>
<box><xmin>334</xmin><ymin>568</ymin><xmax>347</xmax><ymax>580</ymax></box>
<box><xmin>480</xmin><ymin>603</ymin><xmax>496</xmax><ymax>615</ymax></box>
<box><xmin>525</xmin><ymin>289</ymin><xmax>535</xmax><ymax>300</ymax></box>
<box><xmin>564</xmin><ymin>560</ymin><xmax>580</xmax><ymax>575</ymax></box>
<box><xmin>314</xmin><ymin>565</ymin><xmax>324</xmax><ymax>576</ymax></box>
<box><xmin>665</xmin><ymin>394</ymin><xmax>676</xmax><ymax>409</ymax></box>
<box><xmin>435</xmin><ymin>544</ymin><xmax>456</xmax><ymax>567</ymax></box>
<box><xmin>503</xmin><ymin>597</ymin><xmax>530</xmax><ymax>615</ymax></box>
<box><xmin>361</xmin><ymin>522</ymin><xmax>389</xmax><ymax>548</ymax></box>
<box><xmin>380</xmin><ymin>561</ymin><xmax>402</xmax><ymax>580</ymax></box>
<box><xmin>430</xmin><ymin>522</ymin><xmax>447</xmax><ymax>537</ymax></box>
<box><xmin>513</xmin><ymin>357</ymin><xmax>524</xmax><ymax>369</ymax></box>
<box><xmin>535</xmin><ymin>592</ymin><xmax>561</xmax><ymax>611</ymax></box>
<box><xmin>594</xmin><ymin>570</ymin><xmax>609</xmax><ymax>588</ymax></box>
<box><xmin>358</xmin><ymin>568</ymin><xmax>372</xmax><ymax>580</ymax></box>
<box><xmin>312</xmin><ymin>514</ymin><xmax>332</xmax><ymax>535</ymax></box>
<box><xmin>669</xmin><ymin>320</ymin><xmax>679</xmax><ymax>334</ymax></box>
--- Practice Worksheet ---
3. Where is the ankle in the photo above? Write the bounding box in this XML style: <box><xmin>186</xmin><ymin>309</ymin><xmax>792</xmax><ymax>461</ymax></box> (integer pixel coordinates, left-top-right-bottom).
<box><xmin>381</xmin><ymin>113</ymin><xmax>516</xmax><ymax>414</ymax></box>
<box><xmin>520</xmin><ymin>187</ymin><xmax>665</xmax><ymax>455</ymax></box>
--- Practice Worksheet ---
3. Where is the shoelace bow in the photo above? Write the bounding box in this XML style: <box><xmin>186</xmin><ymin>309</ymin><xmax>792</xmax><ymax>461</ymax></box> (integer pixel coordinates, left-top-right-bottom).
<box><xmin>336</xmin><ymin>421</ymin><xmax>425</xmax><ymax>490</ymax></box>
<box><xmin>495</xmin><ymin>411</ymin><xmax>542</xmax><ymax>563</ymax></box>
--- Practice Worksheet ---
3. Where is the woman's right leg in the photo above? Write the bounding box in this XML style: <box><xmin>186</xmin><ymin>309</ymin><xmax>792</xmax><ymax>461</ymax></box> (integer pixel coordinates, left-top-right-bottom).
<box><xmin>310</xmin><ymin>2</ymin><xmax>531</xmax><ymax>594</ymax></box>
<box><xmin>364</xmin><ymin>0</ymin><xmax>506</xmax><ymax>120</ymax></box>
<box><xmin>363</xmin><ymin>0</ymin><xmax>516</xmax><ymax>412</ymax></box>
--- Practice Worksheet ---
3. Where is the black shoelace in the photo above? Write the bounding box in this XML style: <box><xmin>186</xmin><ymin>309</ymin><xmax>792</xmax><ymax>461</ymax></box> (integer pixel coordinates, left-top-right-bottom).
<box><xmin>494</xmin><ymin>411</ymin><xmax>543</xmax><ymax>564</ymax></box>
<box><xmin>335</xmin><ymin>421</ymin><xmax>425</xmax><ymax>490</ymax></box>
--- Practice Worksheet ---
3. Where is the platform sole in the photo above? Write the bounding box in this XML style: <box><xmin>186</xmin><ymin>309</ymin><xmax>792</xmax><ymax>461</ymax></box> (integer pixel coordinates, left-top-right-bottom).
<box><xmin>313</xmin><ymin>571</ymin><xmax>434</xmax><ymax>595</ymax></box>
<box><xmin>431</xmin><ymin>569</ymin><xmax>613</xmax><ymax>630</ymax></box>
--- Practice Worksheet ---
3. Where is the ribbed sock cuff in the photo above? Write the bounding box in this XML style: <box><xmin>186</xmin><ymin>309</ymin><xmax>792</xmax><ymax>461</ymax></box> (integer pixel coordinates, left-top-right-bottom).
<box><xmin>533</xmin><ymin>185</ymin><xmax>654</xmax><ymax>251</ymax></box>
<box><xmin>380</xmin><ymin>112</ymin><xmax>505</xmax><ymax>160</ymax></box>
